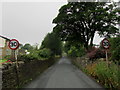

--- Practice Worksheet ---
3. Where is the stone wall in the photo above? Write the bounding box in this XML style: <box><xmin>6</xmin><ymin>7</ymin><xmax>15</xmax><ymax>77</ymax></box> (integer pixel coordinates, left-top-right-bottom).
<box><xmin>71</xmin><ymin>56</ymin><xmax>103</xmax><ymax>68</ymax></box>
<box><xmin>2</xmin><ymin>58</ymin><xmax>56</xmax><ymax>89</ymax></box>
<box><xmin>0</xmin><ymin>66</ymin><xmax>2</xmax><ymax>90</ymax></box>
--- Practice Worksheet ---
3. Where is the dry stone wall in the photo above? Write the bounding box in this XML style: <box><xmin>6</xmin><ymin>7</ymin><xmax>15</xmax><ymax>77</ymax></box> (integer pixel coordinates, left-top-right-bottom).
<box><xmin>2</xmin><ymin>59</ymin><xmax>55</xmax><ymax>89</ymax></box>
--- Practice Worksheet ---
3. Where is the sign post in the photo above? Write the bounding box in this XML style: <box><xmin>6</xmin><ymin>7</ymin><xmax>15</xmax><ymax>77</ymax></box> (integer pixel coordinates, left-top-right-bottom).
<box><xmin>8</xmin><ymin>39</ymin><xmax>20</xmax><ymax>86</ymax></box>
<box><xmin>102</xmin><ymin>38</ymin><xmax>110</xmax><ymax>68</ymax></box>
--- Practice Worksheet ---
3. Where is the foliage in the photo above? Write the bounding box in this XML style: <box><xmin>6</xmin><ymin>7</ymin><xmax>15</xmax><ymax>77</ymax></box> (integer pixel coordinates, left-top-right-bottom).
<box><xmin>38</xmin><ymin>48</ymin><xmax>52</xmax><ymax>59</ymax></box>
<box><xmin>19</xmin><ymin>54</ymin><xmax>37</xmax><ymax>63</ymax></box>
<box><xmin>21</xmin><ymin>43</ymin><xmax>33</xmax><ymax>51</ymax></box>
<box><xmin>3</xmin><ymin>55</ymin><xmax>11</xmax><ymax>60</ymax></box>
<box><xmin>0</xmin><ymin>59</ymin><xmax>7</xmax><ymax>63</ymax></box>
<box><xmin>64</xmin><ymin>41</ymin><xmax>72</xmax><ymax>54</ymax></box>
<box><xmin>111</xmin><ymin>45</ymin><xmax>120</xmax><ymax>64</ymax></box>
<box><xmin>85</xmin><ymin>63</ymin><xmax>97</xmax><ymax>77</ymax></box>
<box><xmin>68</xmin><ymin>45</ymin><xmax>85</xmax><ymax>57</ymax></box>
<box><xmin>95</xmin><ymin>61</ymin><xmax>120</xmax><ymax>88</ymax></box>
<box><xmin>87</xmin><ymin>47</ymin><xmax>106</xmax><ymax>60</ymax></box>
<box><xmin>40</xmin><ymin>32</ymin><xmax>62</xmax><ymax>56</ymax></box>
<box><xmin>109</xmin><ymin>37</ymin><xmax>120</xmax><ymax>52</ymax></box>
<box><xmin>53</xmin><ymin>2</ymin><xmax>119</xmax><ymax>49</ymax></box>
<box><xmin>109</xmin><ymin>37</ymin><xmax>120</xmax><ymax>64</ymax></box>
<box><xmin>85</xmin><ymin>61</ymin><xmax>120</xmax><ymax>89</ymax></box>
<box><xmin>19</xmin><ymin>48</ymin><xmax>52</xmax><ymax>63</ymax></box>
<box><xmin>68</xmin><ymin>46</ymin><xmax>77</xmax><ymax>57</ymax></box>
<box><xmin>3</xmin><ymin>55</ymin><xmax>15</xmax><ymax>62</ymax></box>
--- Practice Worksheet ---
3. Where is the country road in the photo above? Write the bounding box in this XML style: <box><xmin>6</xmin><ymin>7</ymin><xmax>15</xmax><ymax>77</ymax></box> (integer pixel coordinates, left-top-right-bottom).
<box><xmin>23</xmin><ymin>57</ymin><xmax>104</xmax><ymax>89</ymax></box>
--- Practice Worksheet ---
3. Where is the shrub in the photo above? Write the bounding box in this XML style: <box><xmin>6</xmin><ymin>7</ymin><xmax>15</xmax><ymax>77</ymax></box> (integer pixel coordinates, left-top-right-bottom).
<box><xmin>68</xmin><ymin>46</ymin><xmax>85</xmax><ymax>57</ymax></box>
<box><xmin>87</xmin><ymin>47</ymin><xmax>106</xmax><ymax>61</ymax></box>
<box><xmin>85</xmin><ymin>61</ymin><xmax>120</xmax><ymax>89</ymax></box>
<box><xmin>18</xmin><ymin>48</ymin><xmax>52</xmax><ymax>63</ymax></box>
<box><xmin>18</xmin><ymin>51</ymin><xmax>39</xmax><ymax>63</ymax></box>
<box><xmin>111</xmin><ymin>45</ymin><xmax>120</xmax><ymax>64</ymax></box>
<box><xmin>95</xmin><ymin>61</ymin><xmax>120</xmax><ymax>88</ymax></box>
<box><xmin>109</xmin><ymin>37</ymin><xmax>120</xmax><ymax>64</ymax></box>
<box><xmin>77</xmin><ymin>46</ymin><xmax>86</xmax><ymax>57</ymax></box>
<box><xmin>3</xmin><ymin>55</ymin><xmax>11</xmax><ymax>60</ymax></box>
<box><xmin>68</xmin><ymin>46</ymin><xmax>77</xmax><ymax>57</ymax></box>
<box><xmin>109</xmin><ymin>37</ymin><xmax>120</xmax><ymax>52</ymax></box>
<box><xmin>18</xmin><ymin>54</ymin><xmax>37</xmax><ymax>63</ymax></box>
<box><xmin>38</xmin><ymin>48</ymin><xmax>52</xmax><ymax>59</ymax></box>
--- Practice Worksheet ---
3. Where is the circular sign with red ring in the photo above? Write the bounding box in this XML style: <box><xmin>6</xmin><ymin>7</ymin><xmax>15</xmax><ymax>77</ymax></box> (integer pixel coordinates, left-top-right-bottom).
<box><xmin>102</xmin><ymin>38</ymin><xmax>110</xmax><ymax>49</ymax></box>
<box><xmin>8</xmin><ymin>39</ymin><xmax>19</xmax><ymax>50</ymax></box>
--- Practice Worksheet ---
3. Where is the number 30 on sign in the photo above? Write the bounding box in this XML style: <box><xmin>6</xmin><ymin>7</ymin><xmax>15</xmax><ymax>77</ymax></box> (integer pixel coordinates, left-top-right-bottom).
<box><xmin>8</xmin><ymin>39</ymin><xmax>19</xmax><ymax>50</ymax></box>
<box><xmin>102</xmin><ymin>38</ymin><xmax>110</xmax><ymax>49</ymax></box>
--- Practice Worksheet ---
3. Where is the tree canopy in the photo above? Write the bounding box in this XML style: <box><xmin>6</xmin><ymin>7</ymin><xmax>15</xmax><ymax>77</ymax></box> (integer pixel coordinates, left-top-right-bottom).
<box><xmin>53</xmin><ymin>2</ymin><xmax>119</xmax><ymax>50</ymax></box>
<box><xmin>21</xmin><ymin>43</ymin><xmax>33</xmax><ymax>51</ymax></box>
<box><xmin>40</xmin><ymin>32</ymin><xmax>63</xmax><ymax>56</ymax></box>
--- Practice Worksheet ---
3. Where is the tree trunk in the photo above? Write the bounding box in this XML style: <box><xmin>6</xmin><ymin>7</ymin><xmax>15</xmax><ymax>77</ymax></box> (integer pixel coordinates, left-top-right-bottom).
<box><xmin>84</xmin><ymin>42</ymin><xmax>88</xmax><ymax>51</ymax></box>
<box><xmin>90</xmin><ymin>36</ymin><xmax>94</xmax><ymax>47</ymax></box>
<box><xmin>90</xmin><ymin>31</ymin><xmax>95</xmax><ymax>47</ymax></box>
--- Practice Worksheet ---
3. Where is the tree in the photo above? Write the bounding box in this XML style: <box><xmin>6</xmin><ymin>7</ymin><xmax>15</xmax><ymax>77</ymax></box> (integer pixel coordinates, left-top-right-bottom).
<box><xmin>109</xmin><ymin>37</ymin><xmax>120</xmax><ymax>64</ymax></box>
<box><xmin>40</xmin><ymin>32</ymin><xmax>63</xmax><ymax>56</ymax></box>
<box><xmin>21</xmin><ymin>43</ymin><xmax>33</xmax><ymax>51</ymax></box>
<box><xmin>53</xmin><ymin>2</ymin><xmax>119</xmax><ymax>50</ymax></box>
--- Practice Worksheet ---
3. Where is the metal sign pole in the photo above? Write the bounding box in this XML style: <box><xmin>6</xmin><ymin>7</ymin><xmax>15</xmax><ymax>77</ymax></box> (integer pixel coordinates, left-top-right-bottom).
<box><xmin>15</xmin><ymin>50</ymin><xmax>19</xmax><ymax>68</ymax></box>
<box><xmin>105</xmin><ymin>49</ymin><xmax>108</xmax><ymax>68</ymax></box>
<box><xmin>8</xmin><ymin>39</ymin><xmax>20</xmax><ymax>87</ymax></box>
<box><xmin>14</xmin><ymin>50</ymin><xmax>19</xmax><ymax>87</ymax></box>
<box><xmin>102</xmin><ymin>38</ymin><xmax>110</xmax><ymax>68</ymax></box>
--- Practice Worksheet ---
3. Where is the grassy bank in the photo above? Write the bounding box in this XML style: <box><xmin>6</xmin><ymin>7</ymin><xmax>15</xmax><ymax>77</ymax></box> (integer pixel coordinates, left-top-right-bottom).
<box><xmin>72</xmin><ymin>58</ymin><xmax>120</xmax><ymax>89</ymax></box>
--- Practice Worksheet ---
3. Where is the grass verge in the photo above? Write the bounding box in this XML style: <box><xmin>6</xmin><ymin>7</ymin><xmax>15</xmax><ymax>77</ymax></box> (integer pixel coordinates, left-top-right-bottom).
<box><xmin>71</xmin><ymin>59</ymin><xmax>120</xmax><ymax>89</ymax></box>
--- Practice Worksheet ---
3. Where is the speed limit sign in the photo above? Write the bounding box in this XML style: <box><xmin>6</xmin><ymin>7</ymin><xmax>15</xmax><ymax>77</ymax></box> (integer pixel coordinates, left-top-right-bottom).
<box><xmin>8</xmin><ymin>39</ymin><xmax>19</xmax><ymax>50</ymax></box>
<box><xmin>102</xmin><ymin>38</ymin><xmax>110</xmax><ymax>49</ymax></box>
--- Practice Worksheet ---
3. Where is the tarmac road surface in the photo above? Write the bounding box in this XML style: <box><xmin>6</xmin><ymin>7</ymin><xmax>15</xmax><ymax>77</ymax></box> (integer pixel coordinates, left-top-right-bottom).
<box><xmin>24</xmin><ymin>57</ymin><xmax>104</xmax><ymax>89</ymax></box>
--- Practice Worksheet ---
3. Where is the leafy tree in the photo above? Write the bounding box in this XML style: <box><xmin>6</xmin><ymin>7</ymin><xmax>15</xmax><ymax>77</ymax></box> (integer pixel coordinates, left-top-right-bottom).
<box><xmin>64</xmin><ymin>41</ymin><xmax>72</xmax><ymax>54</ymax></box>
<box><xmin>109</xmin><ymin>37</ymin><xmax>120</xmax><ymax>64</ymax></box>
<box><xmin>21</xmin><ymin>43</ymin><xmax>33</xmax><ymax>51</ymax></box>
<box><xmin>53</xmin><ymin>2</ymin><xmax>119</xmax><ymax>50</ymax></box>
<box><xmin>68</xmin><ymin>45</ymin><xmax>85</xmax><ymax>57</ymax></box>
<box><xmin>38</xmin><ymin>48</ymin><xmax>52</xmax><ymax>59</ymax></box>
<box><xmin>40</xmin><ymin>32</ymin><xmax>62</xmax><ymax>56</ymax></box>
<box><xmin>109</xmin><ymin>37</ymin><xmax>120</xmax><ymax>52</ymax></box>
<box><xmin>64</xmin><ymin>41</ymin><xmax>85</xmax><ymax>57</ymax></box>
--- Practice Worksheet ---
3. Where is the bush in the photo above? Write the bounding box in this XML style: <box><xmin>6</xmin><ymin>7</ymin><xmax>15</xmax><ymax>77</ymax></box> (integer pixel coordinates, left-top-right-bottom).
<box><xmin>38</xmin><ymin>48</ymin><xmax>52</xmax><ymax>59</ymax></box>
<box><xmin>68</xmin><ymin>46</ymin><xmax>77</xmax><ymax>57</ymax></box>
<box><xmin>85</xmin><ymin>61</ymin><xmax>120</xmax><ymax>89</ymax></box>
<box><xmin>18</xmin><ymin>54</ymin><xmax>38</xmax><ymax>63</ymax></box>
<box><xmin>18</xmin><ymin>48</ymin><xmax>52</xmax><ymax>63</ymax></box>
<box><xmin>77</xmin><ymin>46</ymin><xmax>86</xmax><ymax>57</ymax></box>
<box><xmin>68</xmin><ymin>46</ymin><xmax>85</xmax><ymax>57</ymax></box>
<box><xmin>109</xmin><ymin>37</ymin><xmax>120</xmax><ymax>64</ymax></box>
<box><xmin>111</xmin><ymin>45</ymin><xmax>120</xmax><ymax>64</ymax></box>
<box><xmin>3</xmin><ymin>55</ymin><xmax>16</xmax><ymax>62</ymax></box>
<box><xmin>109</xmin><ymin>37</ymin><xmax>120</xmax><ymax>52</ymax></box>
<box><xmin>87</xmin><ymin>47</ymin><xmax>106</xmax><ymax>61</ymax></box>
<box><xmin>3</xmin><ymin>55</ymin><xmax>11</xmax><ymax>60</ymax></box>
<box><xmin>95</xmin><ymin>61</ymin><xmax>120</xmax><ymax>88</ymax></box>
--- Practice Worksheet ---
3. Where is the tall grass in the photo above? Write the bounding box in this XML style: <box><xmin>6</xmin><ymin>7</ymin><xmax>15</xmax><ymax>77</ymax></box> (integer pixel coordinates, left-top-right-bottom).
<box><xmin>72</xmin><ymin>58</ymin><xmax>120</xmax><ymax>89</ymax></box>
<box><xmin>95</xmin><ymin>61</ymin><xmax>120</xmax><ymax>88</ymax></box>
<box><xmin>86</xmin><ymin>61</ymin><xmax>120</xmax><ymax>89</ymax></box>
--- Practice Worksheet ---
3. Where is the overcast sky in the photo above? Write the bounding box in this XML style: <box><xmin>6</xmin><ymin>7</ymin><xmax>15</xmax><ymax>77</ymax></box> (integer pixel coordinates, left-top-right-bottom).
<box><xmin>0</xmin><ymin>0</ymin><xmax>119</xmax><ymax>47</ymax></box>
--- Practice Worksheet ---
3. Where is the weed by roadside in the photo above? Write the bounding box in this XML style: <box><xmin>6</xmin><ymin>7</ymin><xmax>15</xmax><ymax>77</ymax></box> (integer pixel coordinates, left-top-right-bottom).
<box><xmin>86</xmin><ymin>61</ymin><xmax>120</xmax><ymax>89</ymax></box>
<box><xmin>72</xmin><ymin>58</ymin><xmax>120</xmax><ymax>89</ymax></box>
